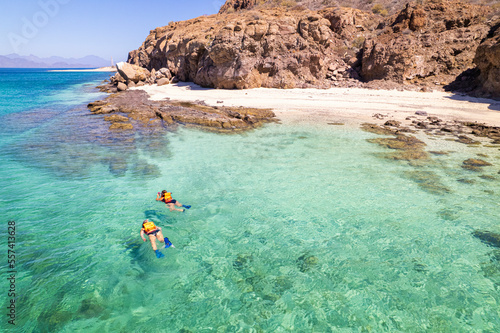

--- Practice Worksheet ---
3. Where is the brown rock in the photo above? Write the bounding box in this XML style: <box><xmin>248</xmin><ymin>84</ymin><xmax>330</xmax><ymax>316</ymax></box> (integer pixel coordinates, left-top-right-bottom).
<box><xmin>104</xmin><ymin>115</ymin><xmax>129</xmax><ymax>122</ymax></box>
<box><xmin>474</xmin><ymin>20</ymin><xmax>500</xmax><ymax>98</ymax></box>
<box><xmin>384</xmin><ymin>120</ymin><xmax>401</xmax><ymax>127</ymax></box>
<box><xmin>116</xmin><ymin>62</ymin><xmax>150</xmax><ymax>83</ymax></box>
<box><xmin>462</xmin><ymin>158</ymin><xmax>493</xmax><ymax>171</ymax></box>
<box><xmin>219</xmin><ymin>0</ymin><xmax>256</xmax><ymax>14</ymax></box>
<box><xmin>360</xmin><ymin>123</ymin><xmax>398</xmax><ymax>135</ymax></box>
<box><xmin>361</xmin><ymin>1</ymin><xmax>491</xmax><ymax>85</ymax></box>
<box><xmin>109</xmin><ymin>122</ymin><xmax>133</xmax><ymax>130</ymax></box>
<box><xmin>157</xmin><ymin>78</ymin><xmax>169</xmax><ymax>86</ymax></box>
<box><xmin>126</xmin><ymin>6</ymin><xmax>376</xmax><ymax>89</ymax></box>
<box><xmin>89</xmin><ymin>89</ymin><xmax>276</xmax><ymax>133</ymax></box>
<box><xmin>456</xmin><ymin>135</ymin><xmax>480</xmax><ymax>145</ymax></box>
<box><xmin>117</xmin><ymin>82</ymin><xmax>128</xmax><ymax>91</ymax></box>
<box><xmin>463</xmin><ymin>158</ymin><xmax>492</xmax><ymax>167</ymax></box>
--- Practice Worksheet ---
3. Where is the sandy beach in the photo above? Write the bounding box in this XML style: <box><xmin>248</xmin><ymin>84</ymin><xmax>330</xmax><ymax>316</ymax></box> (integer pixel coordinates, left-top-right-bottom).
<box><xmin>136</xmin><ymin>83</ymin><xmax>500</xmax><ymax>127</ymax></box>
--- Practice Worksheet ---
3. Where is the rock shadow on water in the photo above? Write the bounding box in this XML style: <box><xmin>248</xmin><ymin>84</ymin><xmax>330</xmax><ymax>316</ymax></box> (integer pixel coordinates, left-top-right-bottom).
<box><xmin>144</xmin><ymin>209</ymin><xmax>170</xmax><ymax>222</ymax></box>
<box><xmin>130</xmin><ymin>159</ymin><xmax>161</xmax><ymax>179</ymax></box>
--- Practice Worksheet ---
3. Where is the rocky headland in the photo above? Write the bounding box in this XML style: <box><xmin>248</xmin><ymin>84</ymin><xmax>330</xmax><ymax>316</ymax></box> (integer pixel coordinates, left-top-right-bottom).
<box><xmin>102</xmin><ymin>0</ymin><xmax>499</xmax><ymax>97</ymax></box>
<box><xmin>92</xmin><ymin>0</ymin><xmax>500</xmax><ymax>134</ymax></box>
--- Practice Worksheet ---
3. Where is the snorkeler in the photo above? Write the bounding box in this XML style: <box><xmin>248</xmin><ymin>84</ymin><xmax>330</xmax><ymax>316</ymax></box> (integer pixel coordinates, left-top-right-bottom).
<box><xmin>157</xmin><ymin>190</ymin><xmax>191</xmax><ymax>212</ymax></box>
<box><xmin>140</xmin><ymin>219</ymin><xmax>174</xmax><ymax>258</ymax></box>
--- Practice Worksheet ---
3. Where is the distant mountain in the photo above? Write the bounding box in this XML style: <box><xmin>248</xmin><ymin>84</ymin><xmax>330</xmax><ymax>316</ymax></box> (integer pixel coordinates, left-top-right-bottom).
<box><xmin>0</xmin><ymin>54</ymin><xmax>111</xmax><ymax>68</ymax></box>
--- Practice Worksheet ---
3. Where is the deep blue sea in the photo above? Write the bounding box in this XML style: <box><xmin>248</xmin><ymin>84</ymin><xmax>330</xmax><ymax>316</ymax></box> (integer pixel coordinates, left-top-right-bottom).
<box><xmin>1</xmin><ymin>68</ymin><xmax>499</xmax><ymax>332</ymax></box>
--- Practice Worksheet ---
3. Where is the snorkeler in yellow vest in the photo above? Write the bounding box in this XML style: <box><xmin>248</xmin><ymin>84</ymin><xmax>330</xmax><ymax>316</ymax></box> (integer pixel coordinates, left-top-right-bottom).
<box><xmin>140</xmin><ymin>219</ymin><xmax>174</xmax><ymax>258</ymax></box>
<box><xmin>156</xmin><ymin>190</ymin><xmax>191</xmax><ymax>212</ymax></box>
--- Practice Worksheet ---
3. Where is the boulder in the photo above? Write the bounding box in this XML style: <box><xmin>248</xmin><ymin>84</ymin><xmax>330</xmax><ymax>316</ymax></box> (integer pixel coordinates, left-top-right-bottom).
<box><xmin>157</xmin><ymin>78</ymin><xmax>170</xmax><ymax>86</ymax></box>
<box><xmin>117</xmin><ymin>82</ymin><xmax>128</xmax><ymax>91</ymax></box>
<box><xmin>116</xmin><ymin>62</ymin><xmax>150</xmax><ymax>83</ymax></box>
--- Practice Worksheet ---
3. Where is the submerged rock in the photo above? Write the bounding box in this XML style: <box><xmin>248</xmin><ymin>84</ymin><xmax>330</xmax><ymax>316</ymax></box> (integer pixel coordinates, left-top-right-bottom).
<box><xmin>368</xmin><ymin>134</ymin><xmax>429</xmax><ymax>161</ymax></box>
<box><xmin>233</xmin><ymin>254</ymin><xmax>253</xmax><ymax>270</ymax></box>
<box><xmin>109</xmin><ymin>122</ymin><xmax>133</xmax><ymax>130</ymax></box>
<box><xmin>473</xmin><ymin>230</ymin><xmax>500</xmax><ymax>248</ymax></box>
<box><xmin>405</xmin><ymin>170</ymin><xmax>450</xmax><ymax>195</ymax></box>
<box><xmin>88</xmin><ymin>89</ymin><xmax>276</xmax><ymax>133</ymax></box>
<box><xmin>78</xmin><ymin>298</ymin><xmax>105</xmax><ymax>319</ymax></box>
<box><xmin>360</xmin><ymin>123</ymin><xmax>398</xmax><ymax>136</ymax></box>
<box><xmin>369</xmin><ymin>134</ymin><xmax>426</xmax><ymax>150</ymax></box>
<box><xmin>297</xmin><ymin>254</ymin><xmax>318</xmax><ymax>272</ymax></box>
<box><xmin>456</xmin><ymin>135</ymin><xmax>480</xmax><ymax>145</ymax></box>
<box><xmin>462</xmin><ymin>158</ymin><xmax>493</xmax><ymax>171</ymax></box>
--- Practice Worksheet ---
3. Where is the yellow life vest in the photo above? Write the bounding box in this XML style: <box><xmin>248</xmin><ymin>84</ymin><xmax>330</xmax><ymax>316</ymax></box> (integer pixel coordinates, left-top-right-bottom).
<box><xmin>164</xmin><ymin>192</ymin><xmax>172</xmax><ymax>202</ymax></box>
<box><xmin>143</xmin><ymin>221</ymin><xmax>157</xmax><ymax>233</ymax></box>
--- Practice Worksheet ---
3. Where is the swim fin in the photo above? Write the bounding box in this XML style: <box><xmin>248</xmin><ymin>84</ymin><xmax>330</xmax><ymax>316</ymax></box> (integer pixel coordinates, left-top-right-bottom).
<box><xmin>164</xmin><ymin>238</ymin><xmax>172</xmax><ymax>248</ymax></box>
<box><xmin>182</xmin><ymin>205</ymin><xmax>191</xmax><ymax>209</ymax></box>
<box><xmin>155</xmin><ymin>249</ymin><xmax>164</xmax><ymax>258</ymax></box>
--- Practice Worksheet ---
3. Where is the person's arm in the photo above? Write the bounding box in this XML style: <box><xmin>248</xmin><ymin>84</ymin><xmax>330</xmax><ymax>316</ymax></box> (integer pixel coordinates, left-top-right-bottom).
<box><xmin>140</xmin><ymin>229</ymin><xmax>146</xmax><ymax>241</ymax></box>
<box><xmin>156</xmin><ymin>193</ymin><xmax>161</xmax><ymax>201</ymax></box>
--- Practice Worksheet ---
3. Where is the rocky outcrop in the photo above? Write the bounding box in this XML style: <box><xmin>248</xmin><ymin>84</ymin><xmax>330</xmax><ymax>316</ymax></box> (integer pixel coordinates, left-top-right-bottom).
<box><xmin>474</xmin><ymin>21</ymin><xmax>500</xmax><ymax>98</ymax></box>
<box><xmin>219</xmin><ymin>0</ymin><xmax>256</xmax><ymax>14</ymax></box>
<box><xmin>127</xmin><ymin>7</ymin><xmax>377</xmax><ymax>89</ymax></box>
<box><xmin>88</xmin><ymin>90</ymin><xmax>276</xmax><ymax>132</ymax></box>
<box><xmin>98</xmin><ymin>0</ymin><xmax>498</xmax><ymax>96</ymax></box>
<box><xmin>116</xmin><ymin>62</ymin><xmax>150</xmax><ymax>83</ymax></box>
<box><xmin>361</xmin><ymin>0</ymin><xmax>492</xmax><ymax>86</ymax></box>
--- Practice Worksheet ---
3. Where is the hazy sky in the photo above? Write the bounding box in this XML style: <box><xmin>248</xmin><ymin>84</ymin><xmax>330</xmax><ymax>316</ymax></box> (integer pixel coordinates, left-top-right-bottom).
<box><xmin>0</xmin><ymin>0</ymin><xmax>225</xmax><ymax>61</ymax></box>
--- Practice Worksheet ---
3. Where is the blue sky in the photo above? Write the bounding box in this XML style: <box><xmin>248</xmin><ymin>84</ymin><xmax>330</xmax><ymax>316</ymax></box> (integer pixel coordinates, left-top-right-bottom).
<box><xmin>0</xmin><ymin>0</ymin><xmax>225</xmax><ymax>62</ymax></box>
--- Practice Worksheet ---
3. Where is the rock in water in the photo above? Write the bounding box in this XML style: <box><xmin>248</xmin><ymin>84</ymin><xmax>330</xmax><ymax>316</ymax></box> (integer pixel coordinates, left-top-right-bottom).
<box><xmin>473</xmin><ymin>230</ymin><xmax>500</xmax><ymax>248</ymax></box>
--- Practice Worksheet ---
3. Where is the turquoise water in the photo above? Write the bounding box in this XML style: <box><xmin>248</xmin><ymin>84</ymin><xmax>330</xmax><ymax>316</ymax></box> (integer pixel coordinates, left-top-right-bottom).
<box><xmin>1</xmin><ymin>69</ymin><xmax>499</xmax><ymax>332</ymax></box>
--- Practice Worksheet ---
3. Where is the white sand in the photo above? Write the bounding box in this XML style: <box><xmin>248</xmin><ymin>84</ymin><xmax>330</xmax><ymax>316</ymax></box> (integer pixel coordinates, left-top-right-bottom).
<box><xmin>136</xmin><ymin>82</ymin><xmax>500</xmax><ymax>127</ymax></box>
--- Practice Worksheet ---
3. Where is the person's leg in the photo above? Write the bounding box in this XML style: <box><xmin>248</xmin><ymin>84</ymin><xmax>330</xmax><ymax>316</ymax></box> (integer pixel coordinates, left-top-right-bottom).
<box><xmin>148</xmin><ymin>234</ymin><xmax>157</xmax><ymax>251</ymax></box>
<box><xmin>157</xmin><ymin>230</ymin><xmax>173</xmax><ymax>248</ymax></box>
<box><xmin>150</xmin><ymin>233</ymin><xmax>164</xmax><ymax>258</ymax></box>
<box><xmin>167</xmin><ymin>203</ymin><xmax>184</xmax><ymax>212</ymax></box>
<box><xmin>176</xmin><ymin>201</ymin><xmax>191</xmax><ymax>209</ymax></box>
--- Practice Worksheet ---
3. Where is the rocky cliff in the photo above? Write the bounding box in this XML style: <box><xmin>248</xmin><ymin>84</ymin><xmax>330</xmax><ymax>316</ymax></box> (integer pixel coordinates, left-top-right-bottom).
<box><xmin>361</xmin><ymin>1</ymin><xmax>492</xmax><ymax>86</ymax></box>
<box><xmin>474</xmin><ymin>20</ymin><xmax>500</xmax><ymax>97</ymax></box>
<box><xmin>122</xmin><ymin>0</ymin><xmax>499</xmax><ymax>97</ymax></box>
<box><xmin>127</xmin><ymin>6</ymin><xmax>378</xmax><ymax>89</ymax></box>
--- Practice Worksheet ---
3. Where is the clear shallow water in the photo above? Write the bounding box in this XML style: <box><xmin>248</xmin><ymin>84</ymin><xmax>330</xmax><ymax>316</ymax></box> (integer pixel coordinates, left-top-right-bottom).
<box><xmin>1</xmin><ymin>70</ymin><xmax>499</xmax><ymax>332</ymax></box>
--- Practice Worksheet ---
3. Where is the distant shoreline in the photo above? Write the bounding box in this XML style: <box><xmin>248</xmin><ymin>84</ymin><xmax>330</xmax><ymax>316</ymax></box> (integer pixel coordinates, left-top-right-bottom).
<box><xmin>48</xmin><ymin>66</ymin><xmax>117</xmax><ymax>72</ymax></box>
